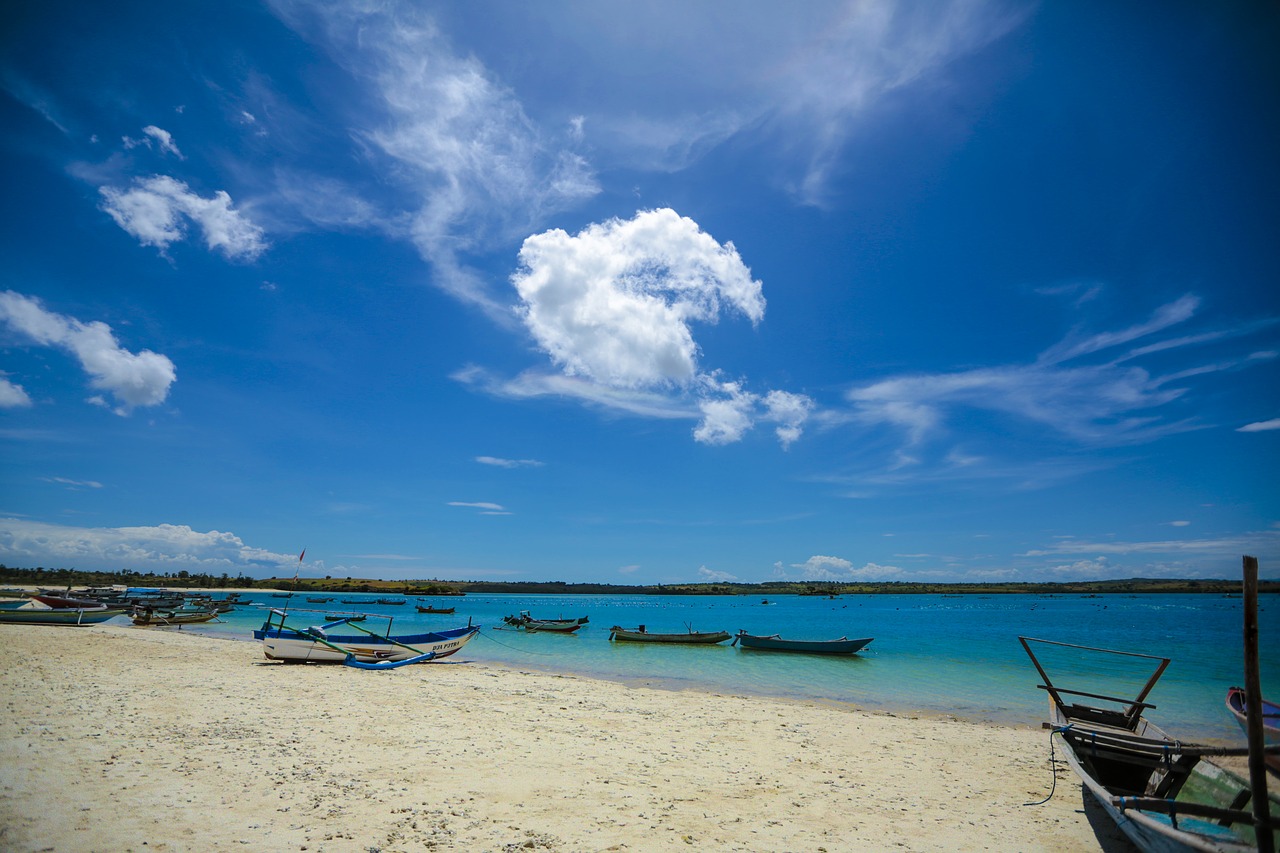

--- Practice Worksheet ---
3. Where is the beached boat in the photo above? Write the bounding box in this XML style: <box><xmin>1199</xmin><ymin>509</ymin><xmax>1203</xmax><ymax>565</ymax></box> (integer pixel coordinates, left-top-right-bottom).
<box><xmin>416</xmin><ymin>605</ymin><xmax>456</xmax><ymax>614</ymax></box>
<box><xmin>1226</xmin><ymin>687</ymin><xmax>1279</xmax><ymax>745</ymax></box>
<box><xmin>732</xmin><ymin>631</ymin><xmax>872</xmax><ymax>654</ymax></box>
<box><xmin>255</xmin><ymin>610</ymin><xmax>479</xmax><ymax>668</ymax></box>
<box><xmin>609</xmin><ymin>625</ymin><xmax>731</xmax><ymax>644</ymax></box>
<box><xmin>1019</xmin><ymin>636</ymin><xmax>1280</xmax><ymax>852</ymax></box>
<box><xmin>0</xmin><ymin>600</ymin><xmax>126</xmax><ymax>625</ymax></box>
<box><xmin>131</xmin><ymin>608</ymin><xmax>219</xmax><ymax>626</ymax></box>
<box><xmin>33</xmin><ymin>593</ymin><xmax>108</xmax><ymax>609</ymax></box>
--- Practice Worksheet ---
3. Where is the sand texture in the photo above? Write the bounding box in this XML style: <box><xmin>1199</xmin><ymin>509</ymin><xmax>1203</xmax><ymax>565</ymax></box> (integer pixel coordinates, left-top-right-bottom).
<box><xmin>0</xmin><ymin>623</ymin><xmax>1127</xmax><ymax>852</ymax></box>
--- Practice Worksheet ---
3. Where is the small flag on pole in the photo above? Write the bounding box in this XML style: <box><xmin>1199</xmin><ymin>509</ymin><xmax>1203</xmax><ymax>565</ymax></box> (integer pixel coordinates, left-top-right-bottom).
<box><xmin>298</xmin><ymin>548</ymin><xmax>306</xmax><ymax>563</ymax></box>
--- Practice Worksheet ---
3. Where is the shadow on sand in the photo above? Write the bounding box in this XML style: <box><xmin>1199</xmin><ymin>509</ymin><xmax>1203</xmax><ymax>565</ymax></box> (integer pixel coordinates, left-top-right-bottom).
<box><xmin>1079</xmin><ymin>788</ymin><xmax>1140</xmax><ymax>853</ymax></box>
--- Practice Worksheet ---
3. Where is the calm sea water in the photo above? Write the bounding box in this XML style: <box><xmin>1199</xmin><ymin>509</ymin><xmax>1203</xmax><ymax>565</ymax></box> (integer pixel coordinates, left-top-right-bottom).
<box><xmin>179</xmin><ymin>592</ymin><xmax>1277</xmax><ymax>742</ymax></box>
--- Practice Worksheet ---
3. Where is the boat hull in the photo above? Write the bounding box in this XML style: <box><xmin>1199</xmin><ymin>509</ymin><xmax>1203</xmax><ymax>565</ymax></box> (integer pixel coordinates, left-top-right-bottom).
<box><xmin>610</xmin><ymin>627</ymin><xmax>730</xmax><ymax>644</ymax></box>
<box><xmin>0</xmin><ymin>606</ymin><xmax>125</xmax><ymax>625</ymax></box>
<box><xmin>257</xmin><ymin>624</ymin><xmax>479</xmax><ymax>663</ymax></box>
<box><xmin>734</xmin><ymin>632</ymin><xmax>873</xmax><ymax>654</ymax></box>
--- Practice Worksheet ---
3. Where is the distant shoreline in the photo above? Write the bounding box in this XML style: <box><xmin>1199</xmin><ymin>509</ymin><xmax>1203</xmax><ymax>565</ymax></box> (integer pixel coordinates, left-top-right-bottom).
<box><xmin>2</xmin><ymin>568</ymin><xmax>1275</xmax><ymax>597</ymax></box>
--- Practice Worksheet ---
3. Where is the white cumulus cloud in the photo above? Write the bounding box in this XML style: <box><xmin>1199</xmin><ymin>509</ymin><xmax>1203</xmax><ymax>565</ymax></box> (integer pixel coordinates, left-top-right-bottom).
<box><xmin>509</xmin><ymin>208</ymin><xmax>812</xmax><ymax>446</ymax></box>
<box><xmin>99</xmin><ymin>175</ymin><xmax>266</xmax><ymax>260</ymax></box>
<box><xmin>0</xmin><ymin>291</ymin><xmax>176</xmax><ymax>414</ymax></box>
<box><xmin>0</xmin><ymin>518</ymin><xmax>303</xmax><ymax>574</ymax></box>
<box><xmin>514</xmin><ymin>208</ymin><xmax>765</xmax><ymax>388</ymax></box>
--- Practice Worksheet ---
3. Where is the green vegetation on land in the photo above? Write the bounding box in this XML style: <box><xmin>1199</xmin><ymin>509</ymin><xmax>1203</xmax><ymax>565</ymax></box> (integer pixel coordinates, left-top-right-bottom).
<box><xmin>1</xmin><ymin>565</ymin><xmax>1274</xmax><ymax>596</ymax></box>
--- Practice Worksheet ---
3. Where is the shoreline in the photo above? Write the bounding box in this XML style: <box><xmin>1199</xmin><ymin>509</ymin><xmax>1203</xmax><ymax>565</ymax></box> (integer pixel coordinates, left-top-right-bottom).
<box><xmin>0</xmin><ymin>623</ymin><xmax>1125</xmax><ymax>852</ymax></box>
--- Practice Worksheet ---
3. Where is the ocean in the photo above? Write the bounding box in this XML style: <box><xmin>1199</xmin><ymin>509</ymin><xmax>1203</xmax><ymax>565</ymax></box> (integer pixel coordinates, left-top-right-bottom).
<box><xmin>185</xmin><ymin>591</ymin><xmax>1277</xmax><ymax>742</ymax></box>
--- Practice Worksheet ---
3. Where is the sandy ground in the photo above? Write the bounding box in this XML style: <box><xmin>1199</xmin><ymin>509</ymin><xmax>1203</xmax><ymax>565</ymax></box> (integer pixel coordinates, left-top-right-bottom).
<box><xmin>0</xmin><ymin>623</ymin><xmax>1132</xmax><ymax>853</ymax></box>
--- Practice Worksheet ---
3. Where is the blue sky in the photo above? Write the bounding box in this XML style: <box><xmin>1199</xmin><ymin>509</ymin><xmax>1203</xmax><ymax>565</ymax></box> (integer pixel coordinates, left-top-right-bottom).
<box><xmin>1</xmin><ymin>1</ymin><xmax>1277</xmax><ymax>584</ymax></box>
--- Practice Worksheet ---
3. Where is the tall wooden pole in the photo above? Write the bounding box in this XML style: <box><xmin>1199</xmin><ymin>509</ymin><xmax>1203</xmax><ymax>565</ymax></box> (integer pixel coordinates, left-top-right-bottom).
<box><xmin>1242</xmin><ymin>555</ymin><xmax>1273</xmax><ymax>853</ymax></box>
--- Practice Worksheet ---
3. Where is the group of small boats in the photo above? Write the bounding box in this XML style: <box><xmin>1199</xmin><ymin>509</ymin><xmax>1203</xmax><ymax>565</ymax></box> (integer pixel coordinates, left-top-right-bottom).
<box><xmin>0</xmin><ymin>588</ymin><xmax>237</xmax><ymax>627</ymax></box>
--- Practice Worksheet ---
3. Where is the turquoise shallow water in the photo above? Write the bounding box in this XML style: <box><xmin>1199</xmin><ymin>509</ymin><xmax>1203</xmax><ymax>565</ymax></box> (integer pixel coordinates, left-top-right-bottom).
<box><xmin>178</xmin><ymin>592</ymin><xmax>1277</xmax><ymax>742</ymax></box>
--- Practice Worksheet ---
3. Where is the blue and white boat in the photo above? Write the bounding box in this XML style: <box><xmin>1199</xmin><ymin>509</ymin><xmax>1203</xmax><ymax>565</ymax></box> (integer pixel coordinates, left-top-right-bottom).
<box><xmin>255</xmin><ymin>609</ymin><xmax>479</xmax><ymax>669</ymax></box>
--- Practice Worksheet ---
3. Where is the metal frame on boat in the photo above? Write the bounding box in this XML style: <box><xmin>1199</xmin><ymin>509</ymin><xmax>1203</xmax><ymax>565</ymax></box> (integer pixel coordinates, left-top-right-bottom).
<box><xmin>1019</xmin><ymin>633</ymin><xmax>1279</xmax><ymax>852</ymax></box>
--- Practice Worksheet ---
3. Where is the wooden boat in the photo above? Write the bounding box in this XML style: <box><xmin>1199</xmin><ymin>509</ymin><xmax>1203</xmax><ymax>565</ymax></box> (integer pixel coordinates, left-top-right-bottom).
<box><xmin>0</xmin><ymin>600</ymin><xmax>126</xmax><ymax>625</ymax></box>
<box><xmin>1019</xmin><ymin>636</ymin><xmax>1280</xmax><ymax>852</ymax></box>
<box><xmin>1226</xmin><ymin>687</ymin><xmax>1279</xmax><ymax>745</ymax></box>
<box><xmin>521</xmin><ymin>619</ymin><xmax>582</xmax><ymax>633</ymax></box>
<box><xmin>255</xmin><ymin>610</ymin><xmax>479</xmax><ymax>668</ymax></box>
<box><xmin>131</xmin><ymin>608</ymin><xmax>219</xmax><ymax>626</ymax></box>
<box><xmin>325</xmin><ymin>613</ymin><xmax>366</xmax><ymax>622</ymax></box>
<box><xmin>33</xmin><ymin>593</ymin><xmax>106</xmax><ymax>609</ymax></box>
<box><xmin>609</xmin><ymin>625</ymin><xmax>730</xmax><ymax>644</ymax></box>
<box><xmin>306</xmin><ymin>596</ymin><xmax>335</xmax><ymax>603</ymax></box>
<box><xmin>502</xmin><ymin>610</ymin><xmax>588</xmax><ymax>628</ymax></box>
<box><xmin>732</xmin><ymin>631</ymin><xmax>872</xmax><ymax>654</ymax></box>
<box><xmin>376</xmin><ymin>598</ymin><xmax>406</xmax><ymax>606</ymax></box>
<box><xmin>416</xmin><ymin>605</ymin><xmax>456</xmax><ymax>614</ymax></box>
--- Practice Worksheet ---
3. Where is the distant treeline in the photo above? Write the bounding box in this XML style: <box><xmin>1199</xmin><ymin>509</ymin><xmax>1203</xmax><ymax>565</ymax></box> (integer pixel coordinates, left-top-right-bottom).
<box><xmin>1</xmin><ymin>564</ymin><xmax>1274</xmax><ymax>596</ymax></box>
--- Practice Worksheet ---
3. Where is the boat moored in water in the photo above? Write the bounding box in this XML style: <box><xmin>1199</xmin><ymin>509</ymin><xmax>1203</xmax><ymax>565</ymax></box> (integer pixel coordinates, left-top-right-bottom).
<box><xmin>609</xmin><ymin>626</ymin><xmax>730</xmax><ymax>644</ymax></box>
<box><xmin>732</xmin><ymin>631</ymin><xmax>872</xmax><ymax>655</ymax></box>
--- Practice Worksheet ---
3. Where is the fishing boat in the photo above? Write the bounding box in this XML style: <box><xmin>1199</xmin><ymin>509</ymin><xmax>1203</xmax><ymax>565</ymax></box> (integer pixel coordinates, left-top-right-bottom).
<box><xmin>1226</xmin><ymin>687</ymin><xmax>1279</xmax><ymax>745</ymax></box>
<box><xmin>325</xmin><ymin>613</ymin><xmax>366</xmax><ymax>622</ymax></box>
<box><xmin>255</xmin><ymin>610</ymin><xmax>479</xmax><ymax>669</ymax></box>
<box><xmin>609</xmin><ymin>625</ymin><xmax>731</xmax><ymax>644</ymax></box>
<box><xmin>306</xmin><ymin>597</ymin><xmax>335</xmax><ymax>604</ymax></box>
<box><xmin>502</xmin><ymin>610</ymin><xmax>588</xmax><ymax>628</ymax></box>
<box><xmin>732</xmin><ymin>631</ymin><xmax>873</xmax><ymax>654</ymax></box>
<box><xmin>376</xmin><ymin>598</ymin><xmax>406</xmax><ymax>606</ymax></box>
<box><xmin>416</xmin><ymin>605</ymin><xmax>456</xmax><ymax>614</ymax></box>
<box><xmin>1019</xmin><ymin>635</ymin><xmax>1280</xmax><ymax>852</ymax></box>
<box><xmin>131</xmin><ymin>608</ymin><xmax>220</xmax><ymax>626</ymax></box>
<box><xmin>0</xmin><ymin>600</ymin><xmax>126</xmax><ymax>625</ymax></box>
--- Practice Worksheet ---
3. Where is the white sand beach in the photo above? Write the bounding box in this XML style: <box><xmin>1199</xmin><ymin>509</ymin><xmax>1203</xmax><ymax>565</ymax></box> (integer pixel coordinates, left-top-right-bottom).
<box><xmin>0</xmin><ymin>623</ymin><xmax>1127</xmax><ymax>852</ymax></box>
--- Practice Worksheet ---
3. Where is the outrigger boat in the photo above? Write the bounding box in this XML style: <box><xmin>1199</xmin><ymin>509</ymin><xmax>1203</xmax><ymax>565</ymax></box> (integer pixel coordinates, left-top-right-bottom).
<box><xmin>732</xmin><ymin>631</ymin><xmax>872</xmax><ymax>655</ymax></box>
<box><xmin>0</xmin><ymin>600</ymin><xmax>126</xmax><ymax>625</ymax></box>
<box><xmin>1020</xmin><ymin>635</ymin><xmax>1280</xmax><ymax>852</ymax></box>
<box><xmin>609</xmin><ymin>625</ymin><xmax>731</xmax><ymax>644</ymax></box>
<box><xmin>131</xmin><ymin>607</ymin><xmax>220</xmax><ymax>626</ymax></box>
<box><xmin>256</xmin><ymin>609</ymin><xmax>479</xmax><ymax>669</ymax></box>
<box><xmin>415</xmin><ymin>605</ymin><xmax>456</xmax><ymax>614</ymax></box>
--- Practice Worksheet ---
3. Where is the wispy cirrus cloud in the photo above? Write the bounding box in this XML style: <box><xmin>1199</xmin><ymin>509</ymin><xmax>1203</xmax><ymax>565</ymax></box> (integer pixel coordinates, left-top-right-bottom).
<box><xmin>41</xmin><ymin>477</ymin><xmax>103</xmax><ymax>490</ymax></box>
<box><xmin>1239</xmin><ymin>418</ymin><xmax>1280</xmax><ymax>433</ymax></box>
<box><xmin>476</xmin><ymin>456</ymin><xmax>544</xmax><ymax>469</ymax></box>
<box><xmin>843</xmin><ymin>295</ymin><xmax>1275</xmax><ymax>456</ymax></box>
<box><xmin>0</xmin><ymin>291</ymin><xmax>176</xmax><ymax>415</ymax></box>
<box><xmin>447</xmin><ymin>501</ymin><xmax>510</xmax><ymax>515</ymax></box>
<box><xmin>269</xmin><ymin>1</ymin><xmax>598</xmax><ymax>317</ymax></box>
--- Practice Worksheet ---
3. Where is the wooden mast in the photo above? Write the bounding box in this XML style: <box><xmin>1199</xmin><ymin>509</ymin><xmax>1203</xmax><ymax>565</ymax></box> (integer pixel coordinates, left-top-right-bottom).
<box><xmin>1242</xmin><ymin>555</ymin><xmax>1274</xmax><ymax>853</ymax></box>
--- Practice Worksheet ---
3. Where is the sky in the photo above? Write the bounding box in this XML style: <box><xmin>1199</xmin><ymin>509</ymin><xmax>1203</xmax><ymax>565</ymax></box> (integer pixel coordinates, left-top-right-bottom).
<box><xmin>1</xmin><ymin>1</ymin><xmax>1277</xmax><ymax>585</ymax></box>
